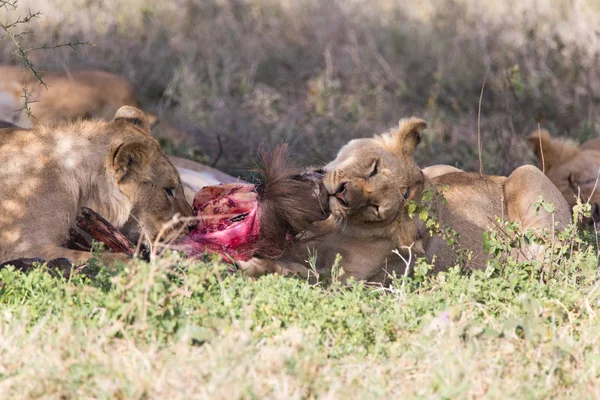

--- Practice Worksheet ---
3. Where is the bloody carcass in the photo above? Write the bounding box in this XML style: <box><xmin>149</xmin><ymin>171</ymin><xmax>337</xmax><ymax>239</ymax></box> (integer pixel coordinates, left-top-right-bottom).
<box><xmin>174</xmin><ymin>146</ymin><xmax>329</xmax><ymax>261</ymax></box>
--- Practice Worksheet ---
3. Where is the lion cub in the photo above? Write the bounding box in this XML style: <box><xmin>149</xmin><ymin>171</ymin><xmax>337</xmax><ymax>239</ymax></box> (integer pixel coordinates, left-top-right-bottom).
<box><xmin>0</xmin><ymin>106</ymin><xmax>192</xmax><ymax>265</ymax></box>
<box><xmin>240</xmin><ymin>119</ymin><xmax>571</xmax><ymax>282</ymax></box>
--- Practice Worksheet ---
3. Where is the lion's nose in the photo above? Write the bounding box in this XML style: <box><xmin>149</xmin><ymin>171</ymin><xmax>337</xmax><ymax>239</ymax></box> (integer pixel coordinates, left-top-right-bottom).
<box><xmin>334</xmin><ymin>182</ymin><xmax>348</xmax><ymax>205</ymax></box>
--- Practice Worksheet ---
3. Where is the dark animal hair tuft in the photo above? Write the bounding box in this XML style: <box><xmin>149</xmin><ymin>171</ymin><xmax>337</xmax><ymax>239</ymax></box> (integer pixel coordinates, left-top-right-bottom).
<box><xmin>254</xmin><ymin>145</ymin><xmax>329</xmax><ymax>259</ymax></box>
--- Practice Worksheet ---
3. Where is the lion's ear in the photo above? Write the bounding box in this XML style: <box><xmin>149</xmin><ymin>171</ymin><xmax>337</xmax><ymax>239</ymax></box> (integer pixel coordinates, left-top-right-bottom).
<box><xmin>399</xmin><ymin>118</ymin><xmax>427</xmax><ymax>154</ymax></box>
<box><xmin>112</xmin><ymin>141</ymin><xmax>151</xmax><ymax>182</ymax></box>
<box><xmin>380</xmin><ymin>117</ymin><xmax>427</xmax><ymax>156</ymax></box>
<box><xmin>528</xmin><ymin>128</ymin><xmax>579</xmax><ymax>171</ymax></box>
<box><xmin>113</xmin><ymin>106</ymin><xmax>151</xmax><ymax>135</ymax></box>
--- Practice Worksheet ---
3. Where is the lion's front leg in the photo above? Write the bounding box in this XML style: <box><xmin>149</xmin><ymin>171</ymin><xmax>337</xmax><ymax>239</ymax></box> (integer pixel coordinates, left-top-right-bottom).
<box><xmin>39</xmin><ymin>245</ymin><xmax>131</xmax><ymax>266</ymax></box>
<box><xmin>0</xmin><ymin>245</ymin><xmax>131</xmax><ymax>277</ymax></box>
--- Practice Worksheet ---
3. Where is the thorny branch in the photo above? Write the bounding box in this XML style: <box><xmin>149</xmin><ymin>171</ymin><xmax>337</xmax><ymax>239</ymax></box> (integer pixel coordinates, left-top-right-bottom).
<box><xmin>0</xmin><ymin>0</ymin><xmax>90</xmax><ymax>116</ymax></box>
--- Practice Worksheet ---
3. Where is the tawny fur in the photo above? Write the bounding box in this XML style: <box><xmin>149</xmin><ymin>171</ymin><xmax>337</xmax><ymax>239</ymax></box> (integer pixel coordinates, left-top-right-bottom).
<box><xmin>240</xmin><ymin>119</ymin><xmax>571</xmax><ymax>282</ymax></box>
<box><xmin>0</xmin><ymin>106</ymin><xmax>192</xmax><ymax>265</ymax></box>
<box><xmin>422</xmin><ymin>164</ymin><xmax>463</xmax><ymax>179</ymax></box>
<box><xmin>529</xmin><ymin>129</ymin><xmax>600</xmax><ymax>224</ymax></box>
<box><xmin>0</xmin><ymin>65</ymin><xmax>158</xmax><ymax>128</ymax></box>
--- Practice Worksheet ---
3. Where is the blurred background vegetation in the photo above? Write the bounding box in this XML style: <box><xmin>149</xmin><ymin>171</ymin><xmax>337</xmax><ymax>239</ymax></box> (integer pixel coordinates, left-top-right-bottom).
<box><xmin>2</xmin><ymin>0</ymin><xmax>600</xmax><ymax>177</ymax></box>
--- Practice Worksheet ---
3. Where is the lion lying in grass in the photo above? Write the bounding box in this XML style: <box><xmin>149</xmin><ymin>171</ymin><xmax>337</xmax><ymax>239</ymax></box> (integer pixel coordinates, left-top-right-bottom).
<box><xmin>529</xmin><ymin>129</ymin><xmax>600</xmax><ymax>225</ymax></box>
<box><xmin>0</xmin><ymin>65</ymin><xmax>157</xmax><ymax>127</ymax></box>
<box><xmin>0</xmin><ymin>106</ymin><xmax>192</xmax><ymax>265</ymax></box>
<box><xmin>240</xmin><ymin>119</ymin><xmax>571</xmax><ymax>282</ymax></box>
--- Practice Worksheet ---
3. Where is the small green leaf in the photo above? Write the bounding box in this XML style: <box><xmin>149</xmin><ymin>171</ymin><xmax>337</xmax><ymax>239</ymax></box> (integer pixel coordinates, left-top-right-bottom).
<box><xmin>407</xmin><ymin>202</ymin><xmax>417</xmax><ymax>217</ymax></box>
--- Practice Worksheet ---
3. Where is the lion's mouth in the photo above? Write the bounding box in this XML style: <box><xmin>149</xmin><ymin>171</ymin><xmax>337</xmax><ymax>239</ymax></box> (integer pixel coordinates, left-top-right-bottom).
<box><xmin>122</xmin><ymin>219</ymin><xmax>191</xmax><ymax>254</ymax></box>
<box><xmin>329</xmin><ymin>196</ymin><xmax>350</xmax><ymax>217</ymax></box>
<box><xmin>328</xmin><ymin>182</ymin><xmax>351</xmax><ymax>217</ymax></box>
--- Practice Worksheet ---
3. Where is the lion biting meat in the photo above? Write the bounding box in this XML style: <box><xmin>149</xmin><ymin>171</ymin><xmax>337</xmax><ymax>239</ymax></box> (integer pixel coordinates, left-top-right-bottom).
<box><xmin>0</xmin><ymin>146</ymin><xmax>330</xmax><ymax>273</ymax></box>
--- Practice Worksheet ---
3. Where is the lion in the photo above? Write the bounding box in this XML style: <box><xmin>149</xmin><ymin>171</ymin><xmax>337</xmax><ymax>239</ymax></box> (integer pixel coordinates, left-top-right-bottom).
<box><xmin>529</xmin><ymin>129</ymin><xmax>600</xmax><ymax>225</ymax></box>
<box><xmin>0</xmin><ymin>65</ymin><xmax>158</xmax><ymax>128</ymax></box>
<box><xmin>0</xmin><ymin>106</ymin><xmax>193</xmax><ymax>265</ymax></box>
<box><xmin>239</xmin><ymin>118</ymin><xmax>571</xmax><ymax>282</ymax></box>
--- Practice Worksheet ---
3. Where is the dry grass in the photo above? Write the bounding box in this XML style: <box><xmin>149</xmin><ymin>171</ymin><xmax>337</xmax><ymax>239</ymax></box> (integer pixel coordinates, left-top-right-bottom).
<box><xmin>3</xmin><ymin>318</ymin><xmax>600</xmax><ymax>399</ymax></box>
<box><xmin>2</xmin><ymin>0</ymin><xmax>600</xmax><ymax>177</ymax></box>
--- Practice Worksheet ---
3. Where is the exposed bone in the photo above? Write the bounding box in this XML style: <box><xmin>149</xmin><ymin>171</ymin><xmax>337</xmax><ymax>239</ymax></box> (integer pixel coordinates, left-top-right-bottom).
<box><xmin>76</xmin><ymin>207</ymin><xmax>135</xmax><ymax>256</ymax></box>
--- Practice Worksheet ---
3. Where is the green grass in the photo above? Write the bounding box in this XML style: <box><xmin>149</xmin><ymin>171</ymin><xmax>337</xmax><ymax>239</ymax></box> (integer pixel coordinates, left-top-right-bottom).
<box><xmin>1</xmin><ymin>242</ymin><xmax>600</xmax><ymax>398</ymax></box>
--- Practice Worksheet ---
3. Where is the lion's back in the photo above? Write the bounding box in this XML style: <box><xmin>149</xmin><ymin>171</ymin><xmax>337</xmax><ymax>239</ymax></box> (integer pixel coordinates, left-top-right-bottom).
<box><xmin>427</xmin><ymin>172</ymin><xmax>507</xmax><ymax>268</ymax></box>
<box><xmin>29</xmin><ymin>70</ymin><xmax>139</xmax><ymax>122</ymax></box>
<box><xmin>431</xmin><ymin>172</ymin><xmax>507</xmax><ymax>222</ymax></box>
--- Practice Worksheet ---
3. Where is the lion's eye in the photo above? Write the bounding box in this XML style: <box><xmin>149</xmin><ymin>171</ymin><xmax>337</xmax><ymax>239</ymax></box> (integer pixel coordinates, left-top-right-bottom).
<box><xmin>401</xmin><ymin>186</ymin><xmax>411</xmax><ymax>200</ymax></box>
<box><xmin>369</xmin><ymin>160</ymin><xmax>379</xmax><ymax>178</ymax></box>
<box><xmin>165</xmin><ymin>186</ymin><xmax>176</xmax><ymax>198</ymax></box>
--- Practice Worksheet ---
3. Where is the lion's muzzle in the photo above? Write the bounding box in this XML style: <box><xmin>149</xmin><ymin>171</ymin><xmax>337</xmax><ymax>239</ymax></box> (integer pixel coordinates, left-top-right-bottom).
<box><xmin>330</xmin><ymin>179</ymin><xmax>368</xmax><ymax>210</ymax></box>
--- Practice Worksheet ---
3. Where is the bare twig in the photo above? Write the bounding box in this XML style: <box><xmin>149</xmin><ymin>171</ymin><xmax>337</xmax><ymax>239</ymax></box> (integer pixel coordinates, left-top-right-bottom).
<box><xmin>392</xmin><ymin>244</ymin><xmax>415</xmax><ymax>292</ymax></box>
<box><xmin>586</xmin><ymin>167</ymin><xmax>600</xmax><ymax>204</ymax></box>
<box><xmin>211</xmin><ymin>134</ymin><xmax>224</xmax><ymax>167</ymax></box>
<box><xmin>26</xmin><ymin>37</ymin><xmax>90</xmax><ymax>53</ymax></box>
<box><xmin>477</xmin><ymin>66</ymin><xmax>490</xmax><ymax>178</ymax></box>
<box><xmin>0</xmin><ymin>1</ymin><xmax>18</xmax><ymax>10</ymax></box>
<box><xmin>538</xmin><ymin>123</ymin><xmax>545</xmax><ymax>174</ymax></box>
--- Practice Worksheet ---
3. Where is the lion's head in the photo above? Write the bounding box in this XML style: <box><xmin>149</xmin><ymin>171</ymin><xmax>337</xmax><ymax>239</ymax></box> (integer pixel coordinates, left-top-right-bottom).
<box><xmin>322</xmin><ymin>118</ymin><xmax>426</xmax><ymax>236</ymax></box>
<box><xmin>107</xmin><ymin>106</ymin><xmax>194</xmax><ymax>244</ymax></box>
<box><xmin>529</xmin><ymin>129</ymin><xmax>600</xmax><ymax>225</ymax></box>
